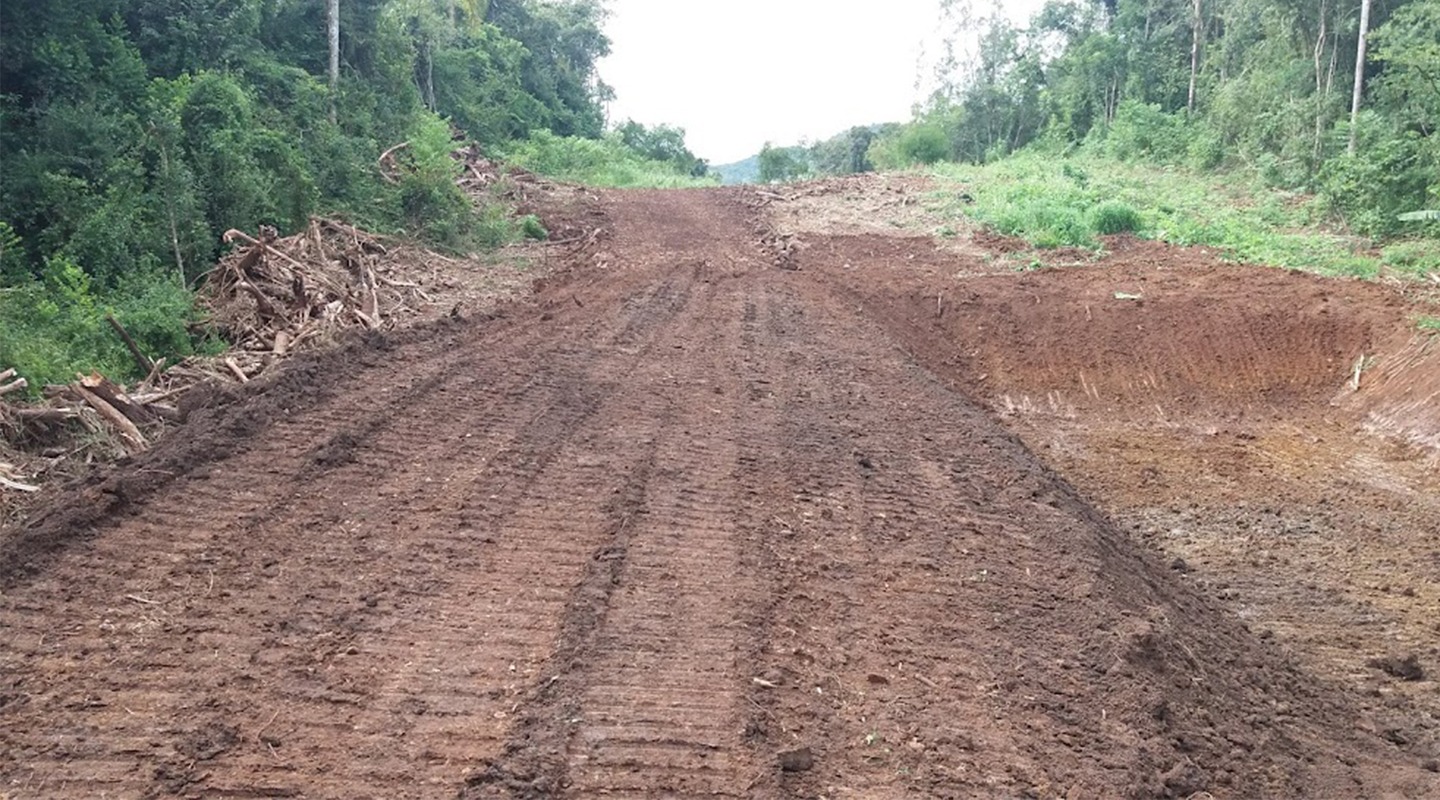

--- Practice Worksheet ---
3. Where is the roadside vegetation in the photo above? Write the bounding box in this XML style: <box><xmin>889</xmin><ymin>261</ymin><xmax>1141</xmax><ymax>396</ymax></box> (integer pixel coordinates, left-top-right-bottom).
<box><xmin>928</xmin><ymin>152</ymin><xmax>1396</xmax><ymax>278</ymax></box>
<box><xmin>499</xmin><ymin>128</ymin><xmax>717</xmax><ymax>189</ymax></box>
<box><xmin>753</xmin><ymin>0</ymin><xmax>1438</xmax><ymax>279</ymax></box>
<box><xmin>0</xmin><ymin>0</ymin><xmax>707</xmax><ymax>393</ymax></box>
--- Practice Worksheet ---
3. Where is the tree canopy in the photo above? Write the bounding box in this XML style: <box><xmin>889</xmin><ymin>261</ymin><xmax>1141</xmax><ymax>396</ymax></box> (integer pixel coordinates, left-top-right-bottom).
<box><xmin>0</xmin><ymin>0</ymin><xmax>616</xmax><ymax>290</ymax></box>
<box><xmin>870</xmin><ymin>0</ymin><xmax>1438</xmax><ymax>235</ymax></box>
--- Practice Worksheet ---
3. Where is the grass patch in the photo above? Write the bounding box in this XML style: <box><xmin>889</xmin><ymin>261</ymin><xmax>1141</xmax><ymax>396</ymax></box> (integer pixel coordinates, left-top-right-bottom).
<box><xmin>1418</xmin><ymin>316</ymin><xmax>1440</xmax><ymax>334</ymax></box>
<box><xmin>928</xmin><ymin>153</ymin><xmax>1387</xmax><ymax>278</ymax></box>
<box><xmin>1090</xmin><ymin>201</ymin><xmax>1143</xmax><ymax>235</ymax></box>
<box><xmin>1382</xmin><ymin>240</ymin><xmax>1440</xmax><ymax>279</ymax></box>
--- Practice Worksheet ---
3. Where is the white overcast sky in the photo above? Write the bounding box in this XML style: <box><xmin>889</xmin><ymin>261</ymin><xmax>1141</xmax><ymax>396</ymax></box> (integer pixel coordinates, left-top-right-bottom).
<box><xmin>597</xmin><ymin>1</ymin><xmax>1046</xmax><ymax>164</ymax></box>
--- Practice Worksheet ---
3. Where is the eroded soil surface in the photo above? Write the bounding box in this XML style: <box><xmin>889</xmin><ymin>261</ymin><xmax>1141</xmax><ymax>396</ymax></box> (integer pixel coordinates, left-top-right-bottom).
<box><xmin>3</xmin><ymin>185</ymin><xmax>1440</xmax><ymax>799</ymax></box>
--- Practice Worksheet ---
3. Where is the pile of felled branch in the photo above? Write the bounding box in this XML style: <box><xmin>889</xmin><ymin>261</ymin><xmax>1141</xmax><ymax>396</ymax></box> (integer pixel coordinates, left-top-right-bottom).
<box><xmin>0</xmin><ymin>370</ymin><xmax>41</xmax><ymax>492</ymax></box>
<box><xmin>199</xmin><ymin>218</ymin><xmax>434</xmax><ymax>375</ymax></box>
<box><xmin>0</xmin><ymin>368</ymin><xmax>181</xmax><ymax>466</ymax></box>
<box><xmin>452</xmin><ymin>142</ymin><xmax>545</xmax><ymax>205</ymax></box>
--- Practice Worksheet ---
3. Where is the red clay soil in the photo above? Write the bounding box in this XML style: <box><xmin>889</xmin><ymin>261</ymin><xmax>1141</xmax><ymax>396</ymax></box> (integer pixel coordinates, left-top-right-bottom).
<box><xmin>1</xmin><ymin>189</ymin><xmax>1437</xmax><ymax>799</ymax></box>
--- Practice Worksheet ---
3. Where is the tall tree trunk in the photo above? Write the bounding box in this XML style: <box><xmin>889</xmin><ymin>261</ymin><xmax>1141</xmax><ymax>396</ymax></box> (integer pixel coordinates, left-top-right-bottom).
<box><xmin>423</xmin><ymin>41</ymin><xmax>436</xmax><ymax>111</ymax></box>
<box><xmin>1349</xmin><ymin>0</ymin><xmax>1372</xmax><ymax>154</ymax></box>
<box><xmin>1313</xmin><ymin>2</ymin><xmax>1329</xmax><ymax>162</ymax></box>
<box><xmin>328</xmin><ymin>0</ymin><xmax>340</xmax><ymax>124</ymax></box>
<box><xmin>155</xmin><ymin>140</ymin><xmax>186</xmax><ymax>285</ymax></box>
<box><xmin>1188</xmin><ymin>0</ymin><xmax>1203</xmax><ymax>116</ymax></box>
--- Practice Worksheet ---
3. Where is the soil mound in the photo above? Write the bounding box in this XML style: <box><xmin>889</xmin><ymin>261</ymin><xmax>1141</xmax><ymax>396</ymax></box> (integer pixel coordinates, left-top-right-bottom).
<box><xmin>806</xmin><ymin>234</ymin><xmax>1406</xmax><ymax>420</ymax></box>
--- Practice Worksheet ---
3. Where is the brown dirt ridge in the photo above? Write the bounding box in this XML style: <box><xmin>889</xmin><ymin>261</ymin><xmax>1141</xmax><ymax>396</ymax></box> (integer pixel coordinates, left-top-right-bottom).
<box><xmin>2</xmin><ymin>184</ymin><xmax>1438</xmax><ymax>799</ymax></box>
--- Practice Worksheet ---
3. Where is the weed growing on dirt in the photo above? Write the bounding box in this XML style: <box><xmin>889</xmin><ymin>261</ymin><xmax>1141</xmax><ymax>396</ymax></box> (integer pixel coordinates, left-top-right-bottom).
<box><xmin>1417</xmin><ymin>316</ymin><xmax>1440</xmax><ymax>334</ymax></box>
<box><xmin>1090</xmin><ymin>201</ymin><xmax>1144</xmax><ymax>235</ymax></box>
<box><xmin>520</xmin><ymin>214</ymin><xmax>549</xmax><ymax>241</ymax></box>
<box><xmin>928</xmin><ymin>154</ymin><xmax>1386</xmax><ymax>278</ymax></box>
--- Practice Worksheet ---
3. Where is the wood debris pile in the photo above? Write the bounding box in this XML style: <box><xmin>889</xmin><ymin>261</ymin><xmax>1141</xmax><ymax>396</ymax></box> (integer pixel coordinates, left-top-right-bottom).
<box><xmin>453</xmin><ymin>143</ymin><xmax>544</xmax><ymax>204</ymax></box>
<box><xmin>201</xmin><ymin>218</ymin><xmax>434</xmax><ymax>379</ymax></box>
<box><xmin>1</xmin><ymin>215</ymin><xmax>443</xmax><ymax>494</ymax></box>
<box><xmin>1</xmin><ymin>142</ymin><xmax>576</xmax><ymax>498</ymax></box>
<box><xmin>1</xmin><ymin>369</ymin><xmax>180</xmax><ymax>462</ymax></box>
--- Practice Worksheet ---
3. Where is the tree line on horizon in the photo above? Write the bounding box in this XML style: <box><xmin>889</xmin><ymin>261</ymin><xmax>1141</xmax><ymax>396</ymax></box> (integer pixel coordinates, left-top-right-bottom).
<box><xmin>758</xmin><ymin>0</ymin><xmax>1437</xmax><ymax>239</ymax></box>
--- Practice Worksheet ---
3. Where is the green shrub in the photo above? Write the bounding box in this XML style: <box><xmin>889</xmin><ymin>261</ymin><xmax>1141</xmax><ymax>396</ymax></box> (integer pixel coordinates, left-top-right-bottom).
<box><xmin>395</xmin><ymin>115</ymin><xmax>478</xmax><ymax>249</ymax></box>
<box><xmin>1319</xmin><ymin>128</ymin><xmax>1435</xmax><ymax>237</ymax></box>
<box><xmin>929</xmin><ymin>151</ymin><xmax>1394</xmax><ymax>277</ymax></box>
<box><xmin>520</xmin><ymin>214</ymin><xmax>548</xmax><ymax>241</ymax></box>
<box><xmin>1090</xmin><ymin>201</ymin><xmax>1143</xmax><ymax>235</ymax></box>
<box><xmin>1102</xmin><ymin>101</ymin><xmax>1191</xmax><ymax>164</ymax></box>
<box><xmin>897</xmin><ymin>124</ymin><xmax>950</xmax><ymax>165</ymax></box>
<box><xmin>993</xmin><ymin>200</ymin><xmax>1092</xmax><ymax>248</ymax></box>
<box><xmin>0</xmin><ymin>257</ymin><xmax>205</xmax><ymax>390</ymax></box>
<box><xmin>0</xmin><ymin>221</ymin><xmax>25</xmax><ymax>283</ymax></box>
<box><xmin>1187</xmin><ymin>126</ymin><xmax>1226</xmax><ymax>171</ymax></box>
<box><xmin>866</xmin><ymin>131</ymin><xmax>905</xmax><ymax>171</ymax></box>
<box><xmin>758</xmin><ymin>143</ymin><xmax>810</xmax><ymax>183</ymax></box>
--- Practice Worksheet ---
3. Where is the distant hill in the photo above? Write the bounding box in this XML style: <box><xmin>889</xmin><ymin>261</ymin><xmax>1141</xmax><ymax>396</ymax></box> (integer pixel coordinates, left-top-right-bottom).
<box><xmin>713</xmin><ymin>154</ymin><xmax>760</xmax><ymax>185</ymax></box>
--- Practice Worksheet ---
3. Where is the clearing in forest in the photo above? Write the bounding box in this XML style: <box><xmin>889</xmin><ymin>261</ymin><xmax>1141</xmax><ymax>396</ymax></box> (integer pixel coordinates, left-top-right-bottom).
<box><xmin>3</xmin><ymin>183</ymin><xmax>1440</xmax><ymax>799</ymax></box>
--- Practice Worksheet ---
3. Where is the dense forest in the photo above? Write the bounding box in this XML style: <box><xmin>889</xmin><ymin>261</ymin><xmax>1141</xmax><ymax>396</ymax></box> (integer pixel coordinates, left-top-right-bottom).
<box><xmin>0</xmin><ymin>0</ymin><xmax>707</xmax><ymax>386</ymax></box>
<box><xmin>782</xmin><ymin>0</ymin><xmax>1438</xmax><ymax>241</ymax></box>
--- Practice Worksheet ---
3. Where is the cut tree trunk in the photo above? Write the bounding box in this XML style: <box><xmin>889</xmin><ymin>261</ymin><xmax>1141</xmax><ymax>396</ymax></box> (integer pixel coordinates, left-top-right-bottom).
<box><xmin>0</xmin><ymin>369</ymin><xmax>27</xmax><ymax>397</ymax></box>
<box><xmin>79</xmin><ymin>372</ymin><xmax>155</xmax><ymax>427</ymax></box>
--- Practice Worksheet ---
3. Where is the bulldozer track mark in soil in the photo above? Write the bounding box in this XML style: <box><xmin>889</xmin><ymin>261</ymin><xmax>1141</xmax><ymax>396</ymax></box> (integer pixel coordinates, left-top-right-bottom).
<box><xmin>2</xmin><ymin>187</ymin><xmax>1438</xmax><ymax>799</ymax></box>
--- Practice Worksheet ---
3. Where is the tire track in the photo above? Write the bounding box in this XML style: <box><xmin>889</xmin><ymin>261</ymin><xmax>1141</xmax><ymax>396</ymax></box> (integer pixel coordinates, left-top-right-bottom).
<box><xmin>0</xmin><ymin>260</ymin><xmax>701</xmax><ymax>799</ymax></box>
<box><xmin>464</xmin><ymin>191</ymin><xmax>767</xmax><ymax>798</ymax></box>
<box><xmin>3</xmin><ymin>187</ymin><xmax>1437</xmax><ymax>800</ymax></box>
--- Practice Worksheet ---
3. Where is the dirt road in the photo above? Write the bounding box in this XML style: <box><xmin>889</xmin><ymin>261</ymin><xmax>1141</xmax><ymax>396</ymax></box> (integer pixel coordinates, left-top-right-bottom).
<box><xmin>2</xmin><ymin>188</ymin><xmax>1437</xmax><ymax>798</ymax></box>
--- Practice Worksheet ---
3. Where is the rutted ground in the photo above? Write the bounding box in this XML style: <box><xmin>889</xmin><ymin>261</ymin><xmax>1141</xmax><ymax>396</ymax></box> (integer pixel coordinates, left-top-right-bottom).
<box><xmin>1</xmin><ymin>186</ymin><xmax>1437</xmax><ymax>799</ymax></box>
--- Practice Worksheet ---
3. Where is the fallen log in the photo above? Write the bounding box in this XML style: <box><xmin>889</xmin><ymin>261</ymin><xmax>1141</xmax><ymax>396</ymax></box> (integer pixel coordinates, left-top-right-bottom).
<box><xmin>353</xmin><ymin>308</ymin><xmax>379</xmax><ymax>330</ymax></box>
<box><xmin>274</xmin><ymin>330</ymin><xmax>293</xmax><ymax>357</ymax></box>
<box><xmin>70</xmin><ymin>383</ymin><xmax>148</xmax><ymax>453</ymax></box>
<box><xmin>361</xmin><ymin>264</ymin><xmax>381</xmax><ymax>328</ymax></box>
<box><xmin>12</xmin><ymin>407</ymin><xmax>81</xmax><ymax>424</ymax></box>
<box><xmin>138</xmin><ymin>357</ymin><xmax>167</xmax><ymax>393</ymax></box>
<box><xmin>222</xmin><ymin>229</ymin><xmax>313</xmax><ymax>275</ymax></box>
<box><xmin>235</xmin><ymin>281</ymin><xmax>282</xmax><ymax>322</ymax></box>
<box><xmin>0</xmin><ymin>368</ymin><xmax>27</xmax><ymax>397</ymax></box>
<box><xmin>79</xmin><ymin>372</ymin><xmax>155</xmax><ymax>427</ymax></box>
<box><xmin>1</xmin><ymin>461</ymin><xmax>39</xmax><ymax>493</ymax></box>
